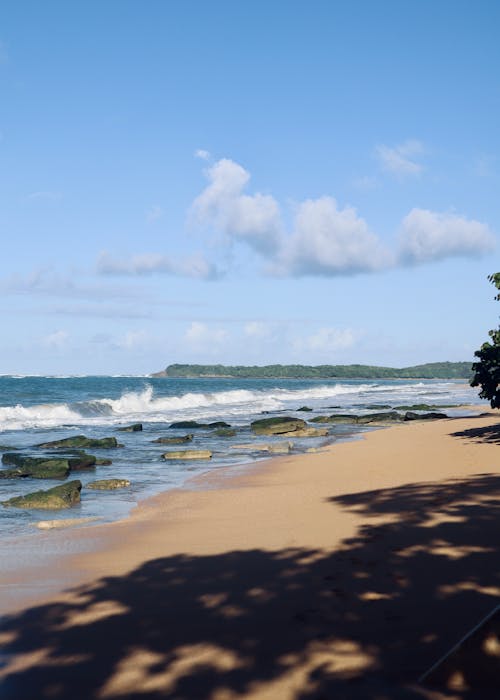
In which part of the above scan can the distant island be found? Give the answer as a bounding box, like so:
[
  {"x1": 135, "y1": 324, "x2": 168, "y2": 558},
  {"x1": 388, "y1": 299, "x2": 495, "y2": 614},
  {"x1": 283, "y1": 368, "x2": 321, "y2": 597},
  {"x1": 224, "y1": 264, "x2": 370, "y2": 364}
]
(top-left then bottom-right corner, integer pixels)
[{"x1": 151, "y1": 362, "x2": 472, "y2": 379}]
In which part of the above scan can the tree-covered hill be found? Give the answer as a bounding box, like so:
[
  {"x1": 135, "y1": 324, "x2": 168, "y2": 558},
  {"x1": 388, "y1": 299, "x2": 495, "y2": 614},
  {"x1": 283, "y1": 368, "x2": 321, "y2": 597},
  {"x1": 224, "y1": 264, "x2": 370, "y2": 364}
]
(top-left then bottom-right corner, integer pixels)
[{"x1": 152, "y1": 362, "x2": 472, "y2": 379}]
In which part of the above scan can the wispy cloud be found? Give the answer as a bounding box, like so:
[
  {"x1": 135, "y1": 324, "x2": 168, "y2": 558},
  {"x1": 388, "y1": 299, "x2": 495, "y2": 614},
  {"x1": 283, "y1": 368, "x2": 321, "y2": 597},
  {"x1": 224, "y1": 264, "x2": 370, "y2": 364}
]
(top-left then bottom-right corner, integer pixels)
[
  {"x1": 97, "y1": 251, "x2": 220, "y2": 280},
  {"x1": 399, "y1": 208, "x2": 496, "y2": 263},
  {"x1": 375, "y1": 139, "x2": 424, "y2": 177},
  {"x1": 25, "y1": 191, "x2": 63, "y2": 202},
  {"x1": 194, "y1": 149, "x2": 211, "y2": 161},
  {"x1": 146, "y1": 205, "x2": 164, "y2": 222},
  {"x1": 42, "y1": 329, "x2": 69, "y2": 350}
]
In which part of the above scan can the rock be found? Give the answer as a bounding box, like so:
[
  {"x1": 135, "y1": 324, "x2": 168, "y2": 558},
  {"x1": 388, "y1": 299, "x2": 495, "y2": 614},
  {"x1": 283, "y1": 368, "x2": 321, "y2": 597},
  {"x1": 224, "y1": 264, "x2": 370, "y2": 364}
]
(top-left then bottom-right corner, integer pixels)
[
  {"x1": 404, "y1": 411, "x2": 448, "y2": 421},
  {"x1": 37, "y1": 435, "x2": 121, "y2": 449},
  {"x1": 2, "y1": 480, "x2": 82, "y2": 509},
  {"x1": 169, "y1": 421, "x2": 208, "y2": 429},
  {"x1": 395, "y1": 403, "x2": 456, "y2": 411},
  {"x1": 152, "y1": 434, "x2": 194, "y2": 444},
  {"x1": 297, "y1": 406, "x2": 313, "y2": 412},
  {"x1": 66, "y1": 453, "x2": 97, "y2": 470},
  {"x1": 95, "y1": 458, "x2": 113, "y2": 466},
  {"x1": 0, "y1": 445, "x2": 18, "y2": 451},
  {"x1": 311, "y1": 414, "x2": 357, "y2": 424},
  {"x1": 117, "y1": 423, "x2": 143, "y2": 432},
  {"x1": 363, "y1": 404, "x2": 392, "y2": 410},
  {"x1": 86, "y1": 479, "x2": 131, "y2": 490},
  {"x1": 250, "y1": 416, "x2": 307, "y2": 435},
  {"x1": 162, "y1": 450, "x2": 212, "y2": 460},
  {"x1": 36, "y1": 516, "x2": 100, "y2": 530},
  {"x1": 231, "y1": 442, "x2": 292, "y2": 454},
  {"x1": 0, "y1": 454, "x2": 70, "y2": 479},
  {"x1": 168, "y1": 420, "x2": 231, "y2": 430},
  {"x1": 213, "y1": 428, "x2": 237, "y2": 437},
  {"x1": 279, "y1": 427, "x2": 329, "y2": 438},
  {"x1": 356, "y1": 411, "x2": 403, "y2": 424}
]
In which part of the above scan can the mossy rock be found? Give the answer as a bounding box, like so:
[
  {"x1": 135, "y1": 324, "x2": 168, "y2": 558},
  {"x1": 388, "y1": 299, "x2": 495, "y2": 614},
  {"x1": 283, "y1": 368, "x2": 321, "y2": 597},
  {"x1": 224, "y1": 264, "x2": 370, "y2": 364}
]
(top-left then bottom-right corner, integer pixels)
[
  {"x1": 296, "y1": 406, "x2": 313, "y2": 412},
  {"x1": 37, "y1": 435, "x2": 121, "y2": 449},
  {"x1": 152, "y1": 434, "x2": 194, "y2": 445},
  {"x1": 162, "y1": 449, "x2": 212, "y2": 460},
  {"x1": 356, "y1": 411, "x2": 403, "y2": 424},
  {"x1": 0, "y1": 445, "x2": 18, "y2": 451},
  {"x1": 168, "y1": 421, "x2": 208, "y2": 429},
  {"x1": 117, "y1": 423, "x2": 143, "y2": 432},
  {"x1": 311, "y1": 414, "x2": 357, "y2": 424},
  {"x1": 394, "y1": 404, "x2": 457, "y2": 411},
  {"x1": 280, "y1": 427, "x2": 329, "y2": 438},
  {"x1": 1, "y1": 454, "x2": 70, "y2": 479},
  {"x1": 95, "y1": 458, "x2": 113, "y2": 466},
  {"x1": 86, "y1": 479, "x2": 130, "y2": 490},
  {"x1": 213, "y1": 428, "x2": 237, "y2": 437},
  {"x1": 404, "y1": 411, "x2": 447, "y2": 421},
  {"x1": 250, "y1": 416, "x2": 307, "y2": 435},
  {"x1": 2, "y1": 480, "x2": 82, "y2": 509}
]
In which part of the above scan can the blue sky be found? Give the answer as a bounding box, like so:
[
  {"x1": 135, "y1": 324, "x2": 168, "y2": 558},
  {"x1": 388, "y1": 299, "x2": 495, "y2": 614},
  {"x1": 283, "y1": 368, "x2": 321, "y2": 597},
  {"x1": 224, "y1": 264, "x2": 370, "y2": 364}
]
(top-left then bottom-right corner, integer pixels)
[{"x1": 0, "y1": 0, "x2": 499, "y2": 374}]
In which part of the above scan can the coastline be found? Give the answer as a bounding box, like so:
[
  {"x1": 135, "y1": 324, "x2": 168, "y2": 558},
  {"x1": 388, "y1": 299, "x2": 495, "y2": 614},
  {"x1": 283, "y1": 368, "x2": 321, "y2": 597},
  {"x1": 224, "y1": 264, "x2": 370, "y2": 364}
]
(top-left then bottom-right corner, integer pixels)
[{"x1": 1, "y1": 406, "x2": 499, "y2": 698}]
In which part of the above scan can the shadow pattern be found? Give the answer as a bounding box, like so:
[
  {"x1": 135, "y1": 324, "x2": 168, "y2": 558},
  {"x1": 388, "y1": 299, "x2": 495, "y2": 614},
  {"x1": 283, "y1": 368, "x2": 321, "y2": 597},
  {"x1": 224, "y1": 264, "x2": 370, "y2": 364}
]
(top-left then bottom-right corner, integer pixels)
[
  {"x1": 1, "y1": 474, "x2": 499, "y2": 699},
  {"x1": 451, "y1": 418, "x2": 500, "y2": 445}
]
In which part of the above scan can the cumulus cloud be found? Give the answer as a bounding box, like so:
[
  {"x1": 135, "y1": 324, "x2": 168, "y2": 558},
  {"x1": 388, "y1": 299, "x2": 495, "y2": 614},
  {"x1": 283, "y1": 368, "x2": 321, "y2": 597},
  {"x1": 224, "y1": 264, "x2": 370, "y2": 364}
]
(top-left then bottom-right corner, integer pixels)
[
  {"x1": 42, "y1": 330, "x2": 69, "y2": 350},
  {"x1": 276, "y1": 196, "x2": 393, "y2": 277},
  {"x1": 184, "y1": 322, "x2": 229, "y2": 350},
  {"x1": 292, "y1": 327, "x2": 357, "y2": 354},
  {"x1": 375, "y1": 140, "x2": 424, "y2": 177},
  {"x1": 399, "y1": 208, "x2": 496, "y2": 264},
  {"x1": 191, "y1": 158, "x2": 283, "y2": 254},
  {"x1": 97, "y1": 251, "x2": 220, "y2": 280}
]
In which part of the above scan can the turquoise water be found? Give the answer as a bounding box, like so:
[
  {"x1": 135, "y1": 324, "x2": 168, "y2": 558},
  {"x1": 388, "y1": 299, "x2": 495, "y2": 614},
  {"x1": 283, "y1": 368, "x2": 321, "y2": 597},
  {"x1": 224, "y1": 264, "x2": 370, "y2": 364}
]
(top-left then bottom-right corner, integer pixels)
[{"x1": 0, "y1": 375, "x2": 482, "y2": 537}]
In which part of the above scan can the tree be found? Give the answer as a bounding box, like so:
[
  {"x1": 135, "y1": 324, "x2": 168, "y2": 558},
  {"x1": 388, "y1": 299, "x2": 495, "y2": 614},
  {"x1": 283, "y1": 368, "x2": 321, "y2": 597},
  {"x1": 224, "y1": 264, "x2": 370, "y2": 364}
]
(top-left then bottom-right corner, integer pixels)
[{"x1": 471, "y1": 273, "x2": 500, "y2": 408}]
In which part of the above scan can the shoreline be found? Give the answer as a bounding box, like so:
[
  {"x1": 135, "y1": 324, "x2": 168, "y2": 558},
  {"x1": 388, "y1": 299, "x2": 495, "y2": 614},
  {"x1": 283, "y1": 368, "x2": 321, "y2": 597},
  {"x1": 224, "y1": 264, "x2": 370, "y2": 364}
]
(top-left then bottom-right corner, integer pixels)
[{"x1": 1, "y1": 406, "x2": 499, "y2": 698}]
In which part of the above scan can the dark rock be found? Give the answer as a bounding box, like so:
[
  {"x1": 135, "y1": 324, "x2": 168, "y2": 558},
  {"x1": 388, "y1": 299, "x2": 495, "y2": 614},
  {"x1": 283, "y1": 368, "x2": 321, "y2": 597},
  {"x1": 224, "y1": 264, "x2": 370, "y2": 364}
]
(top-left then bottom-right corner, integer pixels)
[
  {"x1": 169, "y1": 421, "x2": 208, "y2": 430},
  {"x1": 152, "y1": 434, "x2": 194, "y2": 445},
  {"x1": 117, "y1": 423, "x2": 143, "y2": 432},
  {"x1": 37, "y1": 435, "x2": 121, "y2": 449},
  {"x1": 0, "y1": 445, "x2": 18, "y2": 451},
  {"x1": 404, "y1": 411, "x2": 448, "y2": 421},
  {"x1": 311, "y1": 414, "x2": 357, "y2": 424},
  {"x1": 2, "y1": 480, "x2": 82, "y2": 509},
  {"x1": 251, "y1": 416, "x2": 307, "y2": 435},
  {"x1": 395, "y1": 403, "x2": 458, "y2": 411},
  {"x1": 95, "y1": 458, "x2": 113, "y2": 466},
  {"x1": 207, "y1": 421, "x2": 231, "y2": 429},
  {"x1": 86, "y1": 479, "x2": 130, "y2": 490},
  {"x1": 297, "y1": 406, "x2": 313, "y2": 412}
]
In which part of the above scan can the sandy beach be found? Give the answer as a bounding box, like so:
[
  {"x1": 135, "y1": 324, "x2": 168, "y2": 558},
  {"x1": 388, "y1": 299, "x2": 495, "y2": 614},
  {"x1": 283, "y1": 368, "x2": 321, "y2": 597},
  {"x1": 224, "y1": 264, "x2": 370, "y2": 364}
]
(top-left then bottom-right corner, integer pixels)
[{"x1": 1, "y1": 409, "x2": 499, "y2": 699}]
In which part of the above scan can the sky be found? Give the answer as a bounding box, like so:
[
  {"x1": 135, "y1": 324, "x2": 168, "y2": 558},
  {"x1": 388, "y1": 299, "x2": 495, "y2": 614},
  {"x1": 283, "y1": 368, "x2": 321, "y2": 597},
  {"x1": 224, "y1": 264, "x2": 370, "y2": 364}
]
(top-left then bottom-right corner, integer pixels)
[{"x1": 0, "y1": 0, "x2": 499, "y2": 374}]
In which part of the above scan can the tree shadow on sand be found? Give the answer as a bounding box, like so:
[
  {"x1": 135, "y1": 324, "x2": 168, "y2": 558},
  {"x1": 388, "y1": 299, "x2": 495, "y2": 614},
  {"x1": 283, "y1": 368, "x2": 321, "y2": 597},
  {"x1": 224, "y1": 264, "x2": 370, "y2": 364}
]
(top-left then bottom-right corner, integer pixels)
[
  {"x1": 1, "y1": 474, "x2": 499, "y2": 700},
  {"x1": 451, "y1": 415, "x2": 500, "y2": 445}
]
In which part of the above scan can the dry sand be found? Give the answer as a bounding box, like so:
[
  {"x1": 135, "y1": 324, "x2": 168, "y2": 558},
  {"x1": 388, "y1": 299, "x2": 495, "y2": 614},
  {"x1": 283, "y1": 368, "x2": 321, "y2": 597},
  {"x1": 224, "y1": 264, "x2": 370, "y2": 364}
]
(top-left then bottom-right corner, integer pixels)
[{"x1": 1, "y1": 409, "x2": 499, "y2": 699}]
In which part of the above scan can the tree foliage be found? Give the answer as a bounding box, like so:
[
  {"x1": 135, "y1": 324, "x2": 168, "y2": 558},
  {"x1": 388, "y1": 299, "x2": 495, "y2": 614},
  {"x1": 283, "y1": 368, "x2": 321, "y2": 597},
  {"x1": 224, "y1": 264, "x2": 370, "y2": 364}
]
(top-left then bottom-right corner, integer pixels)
[{"x1": 471, "y1": 273, "x2": 500, "y2": 408}]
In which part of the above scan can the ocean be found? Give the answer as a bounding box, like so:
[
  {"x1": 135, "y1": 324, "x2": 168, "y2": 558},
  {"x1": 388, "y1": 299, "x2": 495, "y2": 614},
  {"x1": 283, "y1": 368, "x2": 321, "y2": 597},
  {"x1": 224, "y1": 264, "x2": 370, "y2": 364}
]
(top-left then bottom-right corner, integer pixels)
[{"x1": 0, "y1": 375, "x2": 483, "y2": 539}]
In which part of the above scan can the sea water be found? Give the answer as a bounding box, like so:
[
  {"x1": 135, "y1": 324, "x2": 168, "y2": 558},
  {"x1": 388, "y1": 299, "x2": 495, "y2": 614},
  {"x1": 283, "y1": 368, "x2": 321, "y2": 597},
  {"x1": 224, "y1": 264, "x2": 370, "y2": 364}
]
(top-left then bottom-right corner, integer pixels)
[{"x1": 0, "y1": 375, "x2": 483, "y2": 539}]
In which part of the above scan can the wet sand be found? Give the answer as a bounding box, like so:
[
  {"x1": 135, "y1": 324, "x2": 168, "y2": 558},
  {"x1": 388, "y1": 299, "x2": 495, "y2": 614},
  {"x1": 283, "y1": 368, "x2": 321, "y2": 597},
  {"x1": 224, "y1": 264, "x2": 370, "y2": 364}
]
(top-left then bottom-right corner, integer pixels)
[{"x1": 1, "y1": 409, "x2": 499, "y2": 698}]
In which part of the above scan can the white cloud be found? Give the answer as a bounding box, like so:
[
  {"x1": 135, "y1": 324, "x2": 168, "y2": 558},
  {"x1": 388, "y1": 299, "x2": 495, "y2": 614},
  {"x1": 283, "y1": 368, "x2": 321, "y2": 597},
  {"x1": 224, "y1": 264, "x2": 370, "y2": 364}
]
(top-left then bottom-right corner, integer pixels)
[
  {"x1": 375, "y1": 140, "x2": 424, "y2": 177},
  {"x1": 243, "y1": 321, "x2": 272, "y2": 338},
  {"x1": 146, "y1": 205, "x2": 164, "y2": 222},
  {"x1": 399, "y1": 208, "x2": 496, "y2": 263},
  {"x1": 25, "y1": 191, "x2": 62, "y2": 202},
  {"x1": 194, "y1": 149, "x2": 211, "y2": 161},
  {"x1": 184, "y1": 322, "x2": 229, "y2": 351},
  {"x1": 292, "y1": 327, "x2": 357, "y2": 354},
  {"x1": 191, "y1": 158, "x2": 283, "y2": 254},
  {"x1": 97, "y1": 251, "x2": 219, "y2": 280},
  {"x1": 276, "y1": 196, "x2": 392, "y2": 277},
  {"x1": 42, "y1": 330, "x2": 69, "y2": 350},
  {"x1": 116, "y1": 330, "x2": 148, "y2": 350}
]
